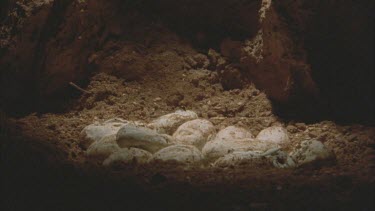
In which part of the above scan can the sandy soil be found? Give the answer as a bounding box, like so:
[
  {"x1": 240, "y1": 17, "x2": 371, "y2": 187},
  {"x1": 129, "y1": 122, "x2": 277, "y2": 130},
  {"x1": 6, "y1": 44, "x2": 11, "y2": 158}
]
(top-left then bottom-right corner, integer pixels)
[
  {"x1": 1, "y1": 2, "x2": 374, "y2": 209},
  {"x1": 4, "y1": 36, "x2": 374, "y2": 210}
]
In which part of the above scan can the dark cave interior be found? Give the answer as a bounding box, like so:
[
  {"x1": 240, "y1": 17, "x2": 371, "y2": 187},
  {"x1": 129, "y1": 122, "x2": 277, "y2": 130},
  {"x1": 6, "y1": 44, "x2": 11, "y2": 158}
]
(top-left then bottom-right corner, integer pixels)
[
  {"x1": 1, "y1": 0, "x2": 374, "y2": 124},
  {"x1": 1, "y1": 1, "x2": 374, "y2": 211}
]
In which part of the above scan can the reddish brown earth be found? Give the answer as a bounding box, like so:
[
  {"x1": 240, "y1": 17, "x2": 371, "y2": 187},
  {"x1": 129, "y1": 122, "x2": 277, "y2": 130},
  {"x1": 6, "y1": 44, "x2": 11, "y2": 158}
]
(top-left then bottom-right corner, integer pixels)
[
  {"x1": 1, "y1": 0, "x2": 374, "y2": 210},
  {"x1": 2, "y1": 69, "x2": 375, "y2": 210}
]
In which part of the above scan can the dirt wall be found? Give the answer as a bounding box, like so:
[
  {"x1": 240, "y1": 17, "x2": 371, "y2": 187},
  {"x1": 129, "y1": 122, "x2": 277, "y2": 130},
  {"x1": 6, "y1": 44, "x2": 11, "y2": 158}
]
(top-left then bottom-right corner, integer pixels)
[{"x1": 0, "y1": 0, "x2": 373, "y2": 123}]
